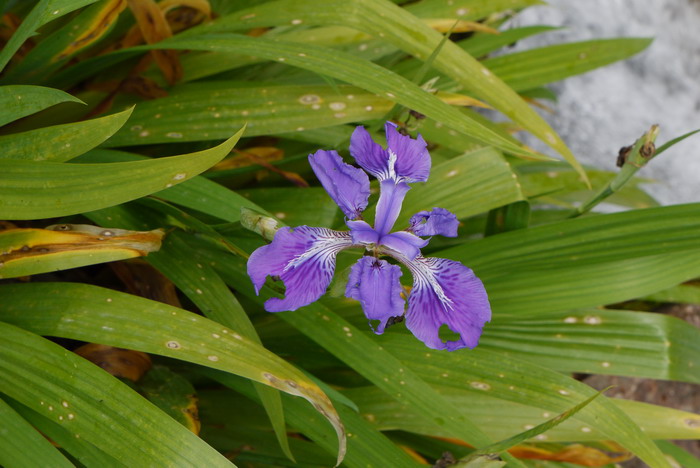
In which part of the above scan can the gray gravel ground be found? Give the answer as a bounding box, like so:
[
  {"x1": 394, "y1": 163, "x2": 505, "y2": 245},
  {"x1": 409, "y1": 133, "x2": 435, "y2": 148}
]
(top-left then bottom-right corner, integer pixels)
[{"x1": 507, "y1": 0, "x2": 700, "y2": 205}]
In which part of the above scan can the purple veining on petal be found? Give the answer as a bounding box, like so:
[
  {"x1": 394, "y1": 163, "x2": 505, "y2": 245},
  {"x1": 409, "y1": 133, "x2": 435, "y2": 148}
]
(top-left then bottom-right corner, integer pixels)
[
  {"x1": 385, "y1": 122, "x2": 430, "y2": 182},
  {"x1": 409, "y1": 207, "x2": 459, "y2": 237},
  {"x1": 247, "y1": 226, "x2": 353, "y2": 312},
  {"x1": 345, "y1": 257, "x2": 405, "y2": 334},
  {"x1": 379, "y1": 230, "x2": 429, "y2": 261},
  {"x1": 374, "y1": 179, "x2": 411, "y2": 235},
  {"x1": 386, "y1": 253, "x2": 490, "y2": 351},
  {"x1": 349, "y1": 125, "x2": 390, "y2": 180},
  {"x1": 347, "y1": 219, "x2": 380, "y2": 245},
  {"x1": 309, "y1": 149, "x2": 370, "y2": 220}
]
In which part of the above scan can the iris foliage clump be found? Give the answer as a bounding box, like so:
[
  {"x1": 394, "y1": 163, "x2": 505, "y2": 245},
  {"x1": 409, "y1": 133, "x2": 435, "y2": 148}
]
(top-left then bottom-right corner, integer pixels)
[{"x1": 1, "y1": 1, "x2": 699, "y2": 467}]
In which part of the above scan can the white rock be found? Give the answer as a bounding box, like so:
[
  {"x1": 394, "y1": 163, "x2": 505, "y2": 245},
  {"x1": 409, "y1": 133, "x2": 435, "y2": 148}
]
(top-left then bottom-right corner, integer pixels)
[{"x1": 506, "y1": 0, "x2": 700, "y2": 204}]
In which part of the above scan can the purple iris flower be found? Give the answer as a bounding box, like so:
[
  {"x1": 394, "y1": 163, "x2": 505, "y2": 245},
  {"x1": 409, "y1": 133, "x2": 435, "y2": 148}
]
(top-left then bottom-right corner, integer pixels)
[{"x1": 247, "y1": 122, "x2": 491, "y2": 350}]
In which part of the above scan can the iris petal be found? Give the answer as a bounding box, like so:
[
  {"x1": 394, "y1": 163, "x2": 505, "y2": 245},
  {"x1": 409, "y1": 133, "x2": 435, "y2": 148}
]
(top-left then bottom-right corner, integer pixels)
[
  {"x1": 349, "y1": 126, "x2": 391, "y2": 180},
  {"x1": 409, "y1": 207, "x2": 459, "y2": 237},
  {"x1": 247, "y1": 226, "x2": 353, "y2": 312},
  {"x1": 347, "y1": 219, "x2": 379, "y2": 245},
  {"x1": 350, "y1": 123, "x2": 430, "y2": 183},
  {"x1": 393, "y1": 255, "x2": 491, "y2": 350},
  {"x1": 379, "y1": 230, "x2": 428, "y2": 261},
  {"x1": 374, "y1": 179, "x2": 410, "y2": 235},
  {"x1": 385, "y1": 122, "x2": 430, "y2": 182},
  {"x1": 309, "y1": 149, "x2": 370, "y2": 220},
  {"x1": 346, "y1": 257, "x2": 405, "y2": 334}
]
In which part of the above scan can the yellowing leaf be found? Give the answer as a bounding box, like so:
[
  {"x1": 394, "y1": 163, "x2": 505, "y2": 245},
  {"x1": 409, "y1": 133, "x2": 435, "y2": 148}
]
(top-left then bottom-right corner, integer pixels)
[
  {"x1": 127, "y1": 0, "x2": 182, "y2": 84},
  {"x1": 424, "y1": 19, "x2": 500, "y2": 34},
  {"x1": 56, "y1": 0, "x2": 127, "y2": 60},
  {"x1": 0, "y1": 224, "x2": 164, "y2": 279},
  {"x1": 437, "y1": 91, "x2": 492, "y2": 109},
  {"x1": 161, "y1": 0, "x2": 212, "y2": 33}
]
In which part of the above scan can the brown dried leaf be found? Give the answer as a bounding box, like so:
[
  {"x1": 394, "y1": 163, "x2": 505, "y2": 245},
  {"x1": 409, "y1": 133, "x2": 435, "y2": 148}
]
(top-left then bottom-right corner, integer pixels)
[
  {"x1": 212, "y1": 146, "x2": 284, "y2": 171},
  {"x1": 75, "y1": 344, "x2": 152, "y2": 381},
  {"x1": 214, "y1": 147, "x2": 309, "y2": 187},
  {"x1": 98, "y1": 0, "x2": 210, "y2": 53},
  {"x1": 246, "y1": 27, "x2": 270, "y2": 37},
  {"x1": 161, "y1": 0, "x2": 212, "y2": 33},
  {"x1": 99, "y1": 25, "x2": 145, "y2": 53},
  {"x1": 120, "y1": 75, "x2": 169, "y2": 98},
  {"x1": 159, "y1": 0, "x2": 211, "y2": 16},
  {"x1": 126, "y1": 0, "x2": 182, "y2": 84},
  {"x1": 110, "y1": 259, "x2": 182, "y2": 307}
]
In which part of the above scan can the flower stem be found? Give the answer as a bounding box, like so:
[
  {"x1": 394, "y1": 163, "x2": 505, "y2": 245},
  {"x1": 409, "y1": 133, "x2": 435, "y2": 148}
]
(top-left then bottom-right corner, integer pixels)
[{"x1": 570, "y1": 125, "x2": 659, "y2": 218}]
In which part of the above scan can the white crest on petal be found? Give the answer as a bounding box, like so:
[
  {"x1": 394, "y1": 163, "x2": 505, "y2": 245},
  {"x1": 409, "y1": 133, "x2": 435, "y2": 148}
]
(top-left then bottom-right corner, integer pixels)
[
  {"x1": 380, "y1": 248, "x2": 453, "y2": 310},
  {"x1": 386, "y1": 149, "x2": 398, "y2": 181},
  {"x1": 407, "y1": 257, "x2": 454, "y2": 310}
]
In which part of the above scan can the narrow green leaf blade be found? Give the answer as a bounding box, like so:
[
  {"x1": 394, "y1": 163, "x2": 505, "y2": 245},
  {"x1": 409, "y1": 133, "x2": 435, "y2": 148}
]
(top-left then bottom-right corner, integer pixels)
[
  {"x1": 145, "y1": 230, "x2": 295, "y2": 461},
  {"x1": 208, "y1": 371, "x2": 424, "y2": 468},
  {"x1": 482, "y1": 309, "x2": 700, "y2": 383},
  {"x1": 656, "y1": 440, "x2": 700, "y2": 468},
  {"x1": 0, "y1": 107, "x2": 133, "y2": 162},
  {"x1": 7, "y1": 399, "x2": 126, "y2": 468},
  {"x1": 439, "y1": 204, "x2": 700, "y2": 314},
  {"x1": 646, "y1": 283, "x2": 700, "y2": 304},
  {"x1": 0, "y1": 0, "x2": 99, "y2": 73},
  {"x1": 81, "y1": 148, "x2": 271, "y2": 223},
  {"x1": 105, "y1": 84, "x2": 391, "y2": 146},
  {"x1": 448, "y1": 204, "x2": 700, "y2": 273},
  {"x1": 0, "y1": 85, "x2": 83, "y2": 127},
  {"x1": 1, "y1": 0, "x2": 124, "y2": 84},
  {"x1": 142, "y1": 35, "x2": 533, "y2": 157},
  {"x1": 484, "y1": 38, "x2": 653, "y2": 92},
  {"x1": 0, "y1": 396, "x2": 74, "y2": 468},
  {"x1": 202, "y1": 0, "x2": 585, "y2": 178},
  {"x1": 347, "y1": 383, "x2": 700, "y2": 442},
  {"x1": 0, "y1": 322, "x2": 234, "y2": 467},
  {"x1": 473, "y1": 390, "x2": 606, "y2": 457},
  {"x1": 399, "y1": 147, "x2": 524, "y2": 225},
  {"x1": 0, "y1": 282, "x2": 346, "y2": 464},
  {"x1": 0, "y1": 127, "x2": 243, "y2": 219},
  {"x1": 349, "y1": 334, "x2": 671, "y2": 467}
]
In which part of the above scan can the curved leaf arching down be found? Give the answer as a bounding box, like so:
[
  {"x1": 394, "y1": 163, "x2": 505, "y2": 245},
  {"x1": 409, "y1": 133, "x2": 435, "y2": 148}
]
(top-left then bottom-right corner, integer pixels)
[
  {"x1": 0, "y1": 127, "x2": 244, "y2": 219},
  {"x1": 0, "y1": 282, "x2": 347, "y2": 465}
]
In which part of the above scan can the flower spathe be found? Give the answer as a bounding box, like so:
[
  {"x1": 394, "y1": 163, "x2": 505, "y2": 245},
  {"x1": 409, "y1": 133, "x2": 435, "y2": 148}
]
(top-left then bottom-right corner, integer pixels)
[{"x1": 247, "y1": 122, "x2": 491, "y2": 350}]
